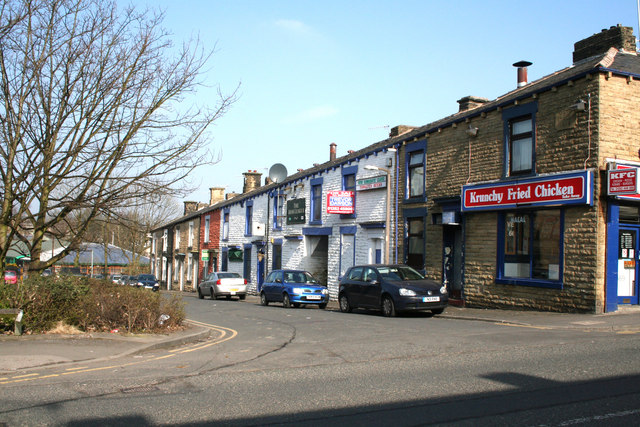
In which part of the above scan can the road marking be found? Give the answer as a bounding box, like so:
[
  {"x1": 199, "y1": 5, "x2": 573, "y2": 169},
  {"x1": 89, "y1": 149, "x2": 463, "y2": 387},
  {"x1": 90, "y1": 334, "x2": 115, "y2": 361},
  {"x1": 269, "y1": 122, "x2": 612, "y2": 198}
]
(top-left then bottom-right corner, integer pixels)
[
  {"x1": 495, "y1": 322, "x2": 553, "y2": 330},
  {"x1": 0, "y1": 320, "x2": 238, "y2": 386}
]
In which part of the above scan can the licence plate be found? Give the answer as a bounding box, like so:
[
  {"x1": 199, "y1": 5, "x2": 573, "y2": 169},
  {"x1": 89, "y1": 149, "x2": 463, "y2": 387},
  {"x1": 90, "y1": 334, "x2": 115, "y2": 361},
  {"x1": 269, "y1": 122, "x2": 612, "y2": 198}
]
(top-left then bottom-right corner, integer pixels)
[
  {"x1": 306, "y1": 295, "x2": 321, "y2": 300},
  {"x1": 423, "y1": 296, "x2": 440, "y2": 302}
]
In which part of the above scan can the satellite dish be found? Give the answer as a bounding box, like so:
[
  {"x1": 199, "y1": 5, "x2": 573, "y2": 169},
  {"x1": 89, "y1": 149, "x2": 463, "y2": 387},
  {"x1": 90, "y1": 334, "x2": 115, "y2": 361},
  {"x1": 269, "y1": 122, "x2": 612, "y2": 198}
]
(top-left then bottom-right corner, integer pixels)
[{"x1": 269, "y1": 163, "x2": 288, "y2": 183}]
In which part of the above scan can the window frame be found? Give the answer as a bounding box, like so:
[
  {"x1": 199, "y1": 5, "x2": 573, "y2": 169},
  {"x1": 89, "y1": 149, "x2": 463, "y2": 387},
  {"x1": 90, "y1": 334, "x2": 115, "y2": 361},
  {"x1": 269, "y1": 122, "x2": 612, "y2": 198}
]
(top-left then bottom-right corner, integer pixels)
[
  {"x1": 496, "y1": 208, "x2": 564, "y2": 289},
  {"x1": 273, "y1": 192, "x2": 284, "y2": 230},
  {"x1": 404, "y1": 140, "x2": 426, "y2": 203},
  {"x1": 204, "y1": 216, "x2": 210, "y2": 244},
  {"x1": 502, "y1": 103, "x2": 538, "y2": 178},
  {"x1": 245, "y1": 201, "x2": 253, "y2": 236},
  {"x1": 222, "y1": 209, "x2": 229, "y2": 241},
  {"x1": 310, "y1": 177, "x2": 323, "y2": 225},
  {"x1": 341, "y1": 165, "x2": 357, "y2": 219}
]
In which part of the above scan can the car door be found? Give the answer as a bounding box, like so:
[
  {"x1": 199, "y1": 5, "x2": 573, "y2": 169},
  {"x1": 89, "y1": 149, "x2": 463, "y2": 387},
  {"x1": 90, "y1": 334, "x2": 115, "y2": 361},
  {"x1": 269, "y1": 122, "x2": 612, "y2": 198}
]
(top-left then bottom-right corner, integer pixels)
[
  {"x1": 264, "y1": 271, "x2": 282, "y2": 301},
  {"x1": 203, "y1": 273, "x2": 214, "y2": 296},
  {"x1": 343, "y1": 267, "x2": 364, "y2": 307},
  {"x1": 361, "y1": 267, "x2": 383, "y2": 308}
]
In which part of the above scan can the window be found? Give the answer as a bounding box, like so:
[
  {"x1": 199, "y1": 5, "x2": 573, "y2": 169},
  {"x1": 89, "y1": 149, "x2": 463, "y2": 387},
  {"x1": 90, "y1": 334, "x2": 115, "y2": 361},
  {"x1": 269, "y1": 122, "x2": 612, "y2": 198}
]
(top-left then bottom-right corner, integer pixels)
[
  {"x1": 405, "y1": 140, "x2": 426, "y2": 201},
  {"x1": 188, "y1": 222, "x2": 194, "y2": 247},
  {"x1": 272, "y1": 243, "x2": 282, "y2": 270},
  {"x1": 222, "y1": 210, "x2": 229, "y2": 240},
  {"x1": 162, "y1": 229, "x2": 168, "y2": 251},
  {"x1": 499, "y1": 209, "x2": 563, "y2": 286},
  {"x1": 187, "y1": 254, "x2": 192, "y2": 281},
  {"x1": 310, "y1": 178, "x2": 323, "y2": 224},
  {"x1": 273, "y1": 193, "x2": 284, "y2": 229},
  {"x1": 245, "y1": 202, "x2": 253, "y2": 236},
  {"x1": 243, "y1": 247, "x2": 251, "y2": 280},
  {"x1": 204, "y1": 216, "x2": 210, "y2": 243},
  {"x1": 341, "y1": 166, "x2": 357, "y2": 218},
  {"x1": 503, "y1": 103, "x2": 537, "y2": 177},
  {"x1": 221, "y1": 249, "x2": 228, "y2": 271},
  {"x1": 174, "y1": 226, "x2": 180, "y2": 249},
  {"x1": 406, "y1": 218, "x2": 425, "y2": 270}
]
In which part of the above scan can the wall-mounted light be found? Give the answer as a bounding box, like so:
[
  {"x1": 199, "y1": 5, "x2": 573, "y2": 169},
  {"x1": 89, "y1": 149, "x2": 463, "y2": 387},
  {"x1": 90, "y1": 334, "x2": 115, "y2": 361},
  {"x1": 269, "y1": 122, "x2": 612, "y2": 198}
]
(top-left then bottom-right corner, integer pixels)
[
  {"x1": 465, "y1": 125, "x2": 479, "y2": 137},
  {"x1": 569, "y1": 99, "x2": 586, "y2": 111}
]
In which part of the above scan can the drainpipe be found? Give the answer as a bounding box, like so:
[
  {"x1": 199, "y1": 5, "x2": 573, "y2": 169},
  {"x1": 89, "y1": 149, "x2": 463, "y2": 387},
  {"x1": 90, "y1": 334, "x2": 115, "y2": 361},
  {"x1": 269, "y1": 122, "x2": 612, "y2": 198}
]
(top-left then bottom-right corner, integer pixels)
[{"x1": 395, "y1": 145, "x2": 399, "y2": 263}]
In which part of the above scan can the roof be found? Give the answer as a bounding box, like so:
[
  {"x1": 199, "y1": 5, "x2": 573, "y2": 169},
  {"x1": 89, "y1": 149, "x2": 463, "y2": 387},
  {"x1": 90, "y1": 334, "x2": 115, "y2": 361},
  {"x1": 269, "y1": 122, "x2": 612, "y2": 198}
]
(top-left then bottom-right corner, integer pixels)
[
  {"x1": 153, "y1": 48, "x2": 640, "y2": 232},
  {"x1": 56, "y1": 243, "x2": 149, "y2": 266}
]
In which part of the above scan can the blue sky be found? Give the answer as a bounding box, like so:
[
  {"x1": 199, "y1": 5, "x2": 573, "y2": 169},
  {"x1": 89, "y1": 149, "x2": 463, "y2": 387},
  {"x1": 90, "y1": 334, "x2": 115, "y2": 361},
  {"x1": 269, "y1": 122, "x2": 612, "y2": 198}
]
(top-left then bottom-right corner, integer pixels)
[{"x1": 129, "y1": 0, "x2": 638, "y2": 204}]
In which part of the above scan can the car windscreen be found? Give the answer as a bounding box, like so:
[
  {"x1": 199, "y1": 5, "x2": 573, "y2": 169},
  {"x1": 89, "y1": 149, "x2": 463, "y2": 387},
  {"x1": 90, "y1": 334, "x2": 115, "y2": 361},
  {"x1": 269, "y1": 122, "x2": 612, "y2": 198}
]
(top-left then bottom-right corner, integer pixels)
[
  {"x1": 217, "y1": 273, "x2": 241, "y2": 279},
  {"x1": 377, "y1": 266, "x2": 425, "y2": 280},
  {"x1": 137, "y1": 275, "x2": 156, "y2": 281}
]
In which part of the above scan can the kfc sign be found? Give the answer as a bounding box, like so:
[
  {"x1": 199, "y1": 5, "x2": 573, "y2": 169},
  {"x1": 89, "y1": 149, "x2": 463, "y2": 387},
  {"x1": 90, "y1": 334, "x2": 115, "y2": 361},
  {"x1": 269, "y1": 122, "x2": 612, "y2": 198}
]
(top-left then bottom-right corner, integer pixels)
[
  {"x1": 327, "y1": 191, "x2": 354, "y2": 214},
  {"x1": 608, "y1": 166, "x2": 640, "y2": 197},
  {"x1": 462, "y1": 171, "x2": 593, "y2": 211}
]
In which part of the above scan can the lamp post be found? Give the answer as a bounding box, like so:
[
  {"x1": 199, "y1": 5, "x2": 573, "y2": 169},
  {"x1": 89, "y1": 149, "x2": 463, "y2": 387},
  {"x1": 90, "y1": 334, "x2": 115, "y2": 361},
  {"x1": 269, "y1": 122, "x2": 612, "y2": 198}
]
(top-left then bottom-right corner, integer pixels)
[{"x1": 364, "y1": 164, "x2": 391, "y2": 264}]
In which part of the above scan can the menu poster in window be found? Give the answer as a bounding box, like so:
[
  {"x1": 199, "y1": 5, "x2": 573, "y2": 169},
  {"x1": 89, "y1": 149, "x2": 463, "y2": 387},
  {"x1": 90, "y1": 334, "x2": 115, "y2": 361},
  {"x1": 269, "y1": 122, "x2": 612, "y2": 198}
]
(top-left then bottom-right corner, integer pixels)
[{"x1": 619, "y1": 230, "x2": 636, "y2": 259}]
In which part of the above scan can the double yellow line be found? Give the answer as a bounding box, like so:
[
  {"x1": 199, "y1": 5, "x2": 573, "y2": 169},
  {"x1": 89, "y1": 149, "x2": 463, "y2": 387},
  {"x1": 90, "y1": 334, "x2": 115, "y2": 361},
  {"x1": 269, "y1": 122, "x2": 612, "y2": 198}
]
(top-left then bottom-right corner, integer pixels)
[{"x1": 0, "y1": 320, "x2": 238, "y2": 385}]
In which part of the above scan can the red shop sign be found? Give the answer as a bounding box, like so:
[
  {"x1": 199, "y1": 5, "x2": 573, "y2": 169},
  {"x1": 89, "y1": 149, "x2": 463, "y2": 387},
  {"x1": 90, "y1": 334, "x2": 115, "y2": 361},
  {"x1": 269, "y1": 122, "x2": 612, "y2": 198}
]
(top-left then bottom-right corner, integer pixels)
[
  {"x1": 327, "y1": 191, "x2": 354, "y2": 214},
  {"x1": 462, "y1": 171, "x2": 592, "y2": 211}
]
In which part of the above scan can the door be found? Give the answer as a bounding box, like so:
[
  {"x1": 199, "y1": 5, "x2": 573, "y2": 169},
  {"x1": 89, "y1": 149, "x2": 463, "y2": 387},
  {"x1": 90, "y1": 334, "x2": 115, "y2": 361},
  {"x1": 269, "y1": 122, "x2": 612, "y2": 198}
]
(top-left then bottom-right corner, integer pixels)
[
  {"x1": 256, "y1": 250, "x2": 265, "y2": 293},
  {"x1": 361, "y1": 267, "x2": 382, "y2": 308},
  {"x1": 443, "y1": 225, "x2": 463, "y2": 300},
  {"x1": 617, "y1": 227, "x2": 639, "y2": 305}
]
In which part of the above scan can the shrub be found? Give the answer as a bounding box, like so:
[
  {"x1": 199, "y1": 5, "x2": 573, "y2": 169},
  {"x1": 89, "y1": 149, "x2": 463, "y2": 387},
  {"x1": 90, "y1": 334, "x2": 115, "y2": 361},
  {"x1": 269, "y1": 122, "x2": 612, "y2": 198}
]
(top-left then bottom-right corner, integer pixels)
[{"x1": 0, "y1": 276, "x2": 185, "y2": 334}]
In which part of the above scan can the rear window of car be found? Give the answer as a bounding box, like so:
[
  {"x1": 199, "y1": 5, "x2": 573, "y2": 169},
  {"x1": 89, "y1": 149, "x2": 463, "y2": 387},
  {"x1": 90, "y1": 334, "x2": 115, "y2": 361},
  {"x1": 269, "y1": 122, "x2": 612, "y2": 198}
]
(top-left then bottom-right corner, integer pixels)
[
  {"x1": 217, "y1": 273, "x2": 241, "y2": 279},
  {"x1": 5, "y1": 271, "x2": 17, "y2": 277},
  {"x1": 138, "y1": 275, "x2": 155, "y2": 281}
]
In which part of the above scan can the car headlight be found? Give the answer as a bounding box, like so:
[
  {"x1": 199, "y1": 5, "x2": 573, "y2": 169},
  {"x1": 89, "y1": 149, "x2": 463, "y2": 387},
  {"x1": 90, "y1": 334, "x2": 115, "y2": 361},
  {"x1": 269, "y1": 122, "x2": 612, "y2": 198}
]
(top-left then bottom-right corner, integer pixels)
[
  {"x1": 138, "y1": 282, "x2": 143, "y2": 287},
  {"x1": 399, "y1": 288, "x2": 416, "y2": 296},
  {"x1": 321, "y1": 288, "x2": 329, "y2": 295},
  {"x1": 292, "y1": 288, "x2": 303, "y2": 294},
  {"x1": 440, "y1": 285, "x2": 448, "y2": 294}
]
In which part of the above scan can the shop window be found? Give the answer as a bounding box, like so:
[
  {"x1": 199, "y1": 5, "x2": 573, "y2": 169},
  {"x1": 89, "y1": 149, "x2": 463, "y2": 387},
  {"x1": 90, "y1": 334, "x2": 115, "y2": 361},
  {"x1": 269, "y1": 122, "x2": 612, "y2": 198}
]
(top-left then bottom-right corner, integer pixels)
[
  {"x1": 310, "y1": 178, "x2": 323, "y2": 224},
  {"x1": 406, "y1": 217, "x2": 425, "y2": 270},
  {"x1": 619, "y1": 205, "x2": 640, "y2": 223},
  {"x1": 503, "y1": 103, "x2": 537, "y2": 177},
  {"x1": 498, "y1": 209, "x2": 563, "y2": 288}
]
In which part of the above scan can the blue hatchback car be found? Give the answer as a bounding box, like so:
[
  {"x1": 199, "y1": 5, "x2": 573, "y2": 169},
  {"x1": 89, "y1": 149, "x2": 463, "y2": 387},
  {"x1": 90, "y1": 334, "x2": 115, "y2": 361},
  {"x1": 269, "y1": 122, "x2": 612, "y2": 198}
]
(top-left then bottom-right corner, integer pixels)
[{"x1": 260, "y1": 269, "x2": 329, "y2": 309}]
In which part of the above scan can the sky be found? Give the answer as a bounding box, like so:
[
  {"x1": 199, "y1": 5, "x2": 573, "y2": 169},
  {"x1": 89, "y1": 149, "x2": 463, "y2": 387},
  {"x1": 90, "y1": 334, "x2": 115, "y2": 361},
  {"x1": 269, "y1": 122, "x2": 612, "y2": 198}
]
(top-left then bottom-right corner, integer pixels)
[{"x1": 127, "y1": 0, "x2": 639, "y2": 205}]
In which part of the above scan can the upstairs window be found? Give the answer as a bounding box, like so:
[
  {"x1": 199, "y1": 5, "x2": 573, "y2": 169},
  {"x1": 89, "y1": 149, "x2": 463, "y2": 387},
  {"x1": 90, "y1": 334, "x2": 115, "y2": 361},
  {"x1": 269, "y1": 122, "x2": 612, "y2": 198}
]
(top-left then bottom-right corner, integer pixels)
[
  {"x1": 273, "y1": 193, "x2": 284, "y2": 229},
  {"x1": 503, "y1": 103, "x2": 537, "y2": 177},
  {"x1": 404, "y1": 140, "x2": 426, "y2": 202},
  {"x1": 204, "y1": 216, "x2": 210, "y2": 243},
  {"x1": 310, "y1": 177, "x2": 323, "y2": 224},
  {"x1": 174, "y1": 226, "x2": 180, "y2": 249},
  {"x1": 222, "y1": 210, "x2": 229, "y2": 240},
  {"x1": 245, "y1": 202, "x2": 253, "y2": 236},
  {"x1": 341, "y1": 165, "x2": 357, "y2": 219},
  {"x1": 509, "y1": 117, "x2": 533, "y2": 175},
  {"x1": 188, "y1": 222, "x2": 194, "y2": 247}
]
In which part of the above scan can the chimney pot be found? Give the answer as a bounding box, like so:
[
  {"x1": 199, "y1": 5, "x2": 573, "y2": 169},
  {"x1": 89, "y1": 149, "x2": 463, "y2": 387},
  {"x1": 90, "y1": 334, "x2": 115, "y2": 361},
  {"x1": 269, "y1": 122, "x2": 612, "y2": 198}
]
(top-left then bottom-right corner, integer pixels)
[
  {"x1": 330, "y1": 143, "x2": 337, "y2": 161},
  {"x1": 513, "y1": 61, "x2": 532, "y2": 88}
]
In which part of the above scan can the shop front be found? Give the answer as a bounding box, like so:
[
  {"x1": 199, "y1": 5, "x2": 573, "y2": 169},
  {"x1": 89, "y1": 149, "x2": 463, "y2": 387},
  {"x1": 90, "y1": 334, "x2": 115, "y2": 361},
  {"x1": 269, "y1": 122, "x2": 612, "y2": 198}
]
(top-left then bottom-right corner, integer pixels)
[
  {"x1": 606, "y1": 162, "x2": 640, "y2": 311},
  {"x1": 461, "y1": 170, "x2": 595, "y2": 311}
]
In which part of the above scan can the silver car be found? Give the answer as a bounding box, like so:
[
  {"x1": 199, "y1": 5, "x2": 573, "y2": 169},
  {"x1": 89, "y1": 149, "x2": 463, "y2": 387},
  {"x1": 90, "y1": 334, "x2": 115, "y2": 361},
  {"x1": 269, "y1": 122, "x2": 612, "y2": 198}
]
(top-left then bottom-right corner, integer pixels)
[{"x1": 198, "y1": 272, "x2": 247, "y2": 300}]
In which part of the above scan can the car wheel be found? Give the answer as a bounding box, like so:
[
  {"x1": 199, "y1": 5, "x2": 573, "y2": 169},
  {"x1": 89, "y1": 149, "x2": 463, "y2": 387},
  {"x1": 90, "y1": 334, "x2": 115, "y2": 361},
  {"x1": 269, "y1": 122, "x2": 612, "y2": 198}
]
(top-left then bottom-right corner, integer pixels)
[
  {"x1": 282, "y1": 293, "x2": 291, "y2": 308},
  {"x1": 260, "y1": 292, "x2": 269, "y2": 306},
  {"x1": 211, "y1": 290, "x2": 217, "y2": 300},
  {"x1": 382, "y1": 295, "x2": 396, "y2": 317},
  {"x1": 239, "y1": 294, "x2": 246, "y2": 300},
  {"x1": 431, "y1": 308, "x2": 445, "y2": 315},
  {"x1": 339, "y1": 294, "x2": 351, "y2": 313},
  {"x1": 319, "y1": 303, "x2": 327, "y2": 310},
  {"x1": 197, "y1": 288, "x2": 204, "y2": 299}
]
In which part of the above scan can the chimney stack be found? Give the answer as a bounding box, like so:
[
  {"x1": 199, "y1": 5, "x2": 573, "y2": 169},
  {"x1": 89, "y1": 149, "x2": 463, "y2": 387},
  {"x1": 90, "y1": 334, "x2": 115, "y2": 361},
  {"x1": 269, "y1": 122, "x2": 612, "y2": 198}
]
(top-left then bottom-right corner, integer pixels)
[
  {"x1": 183, "y1": 201, "x2": 198, "y2": 215},
  {"x1": 389, "y1": 125, "x2": 416, "y2": 138},
  {"x1": 242, "y1": 170, "x2": 262, "y2": 194},
  {"x1": 573, "y1": 25, "x2": 636, "y2": 63},
  {"x1": 513, "y1": 61, "x2": 532, "y2": 88},
  {"x1": 457, "y1": 96, "x2": 489, "y2": 112},
  {"x1": 330, "y1": 143, "x2": 337, "y2": 161},
  {"x1": 209, "y1": 187, "x2": 225, "y2": 205}
]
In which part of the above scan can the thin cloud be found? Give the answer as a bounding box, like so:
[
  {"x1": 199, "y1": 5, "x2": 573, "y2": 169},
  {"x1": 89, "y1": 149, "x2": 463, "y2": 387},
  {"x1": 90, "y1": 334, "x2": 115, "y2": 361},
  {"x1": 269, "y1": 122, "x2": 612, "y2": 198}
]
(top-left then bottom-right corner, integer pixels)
[{"x1": 283, "y1": 105, "x2": 339, "y2": 124}]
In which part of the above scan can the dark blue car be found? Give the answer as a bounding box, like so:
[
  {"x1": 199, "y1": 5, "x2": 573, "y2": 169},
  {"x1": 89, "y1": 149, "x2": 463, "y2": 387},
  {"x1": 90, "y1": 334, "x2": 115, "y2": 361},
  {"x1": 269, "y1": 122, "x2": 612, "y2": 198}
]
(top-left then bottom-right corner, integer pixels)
[
  {"x1": 338, "y1": 264, "x2": 448, "y2": 317},
  {"x1": 134, "y1": 274, "x2": 160, "y2": 292},
  {"x1": 260, "y1": 269, "x2": 329, "y2": 309}
]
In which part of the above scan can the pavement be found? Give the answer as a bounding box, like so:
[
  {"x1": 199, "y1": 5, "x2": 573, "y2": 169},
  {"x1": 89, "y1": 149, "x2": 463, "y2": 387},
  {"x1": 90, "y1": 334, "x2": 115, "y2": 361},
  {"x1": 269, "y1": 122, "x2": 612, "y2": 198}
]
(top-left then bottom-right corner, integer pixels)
[{"x1": 1, "y1": 295, "x2": 639, "y2": 373}]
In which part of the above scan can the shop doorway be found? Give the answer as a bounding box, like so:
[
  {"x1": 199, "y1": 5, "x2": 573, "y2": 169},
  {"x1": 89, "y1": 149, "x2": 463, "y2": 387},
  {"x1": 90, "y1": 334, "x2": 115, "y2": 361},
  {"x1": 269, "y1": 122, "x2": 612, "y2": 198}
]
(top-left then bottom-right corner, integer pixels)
[
  {"x1": 443, "y1": 225, "x2": 463, "y2": 301},
  {"x1": 617, "y1": 226, "x2": 639, "y2": 305}
]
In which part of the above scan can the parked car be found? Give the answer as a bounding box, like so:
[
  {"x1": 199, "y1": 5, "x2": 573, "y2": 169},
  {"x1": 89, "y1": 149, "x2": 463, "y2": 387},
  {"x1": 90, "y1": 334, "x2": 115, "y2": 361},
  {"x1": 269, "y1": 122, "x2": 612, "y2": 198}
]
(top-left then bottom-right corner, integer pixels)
[
  {"x1": 133, "y1": 274, "x2": 160, "y2": 291},
  {"x1": 117, "y1": 275, "x2": 129, "y2": 285},
  {"x1": 127, "y1": 275, "x2": 139, "y2": 286},
  {"x1": 110, "y1": 274, "x2": 122, "y2": 284},
  {"x1": 4, "y1": 270, "x2": 18, "y2": 284},
  {"x1": 338, "y1": 264, "x2": 448, "y2": 317},
  {"x1": 41, "y1": 269, "x2": 52, "y2": 277},
  {"x1": 198, "y1": 272, "x2": 247, "y2": 300},
  {"x1": 260, "y1": 269, "x2": 329, "y2": 309}
]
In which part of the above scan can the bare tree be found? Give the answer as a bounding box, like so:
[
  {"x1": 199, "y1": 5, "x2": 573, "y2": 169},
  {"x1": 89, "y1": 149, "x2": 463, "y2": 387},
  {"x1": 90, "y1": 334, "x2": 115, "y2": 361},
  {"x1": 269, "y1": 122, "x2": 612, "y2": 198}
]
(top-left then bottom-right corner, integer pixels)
[{"x1": 0, "y1": 0, "x2": 235, "y2": 275}]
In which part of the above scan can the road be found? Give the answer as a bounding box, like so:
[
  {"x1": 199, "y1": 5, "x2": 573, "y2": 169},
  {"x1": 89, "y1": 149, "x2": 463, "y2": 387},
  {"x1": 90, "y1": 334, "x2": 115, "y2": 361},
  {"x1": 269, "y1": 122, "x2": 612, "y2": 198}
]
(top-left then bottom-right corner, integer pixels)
[{"x1": 1, "y1": 293, "x2": 639, "y2": 426}]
